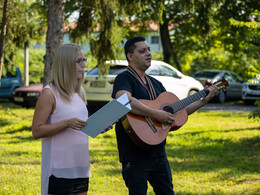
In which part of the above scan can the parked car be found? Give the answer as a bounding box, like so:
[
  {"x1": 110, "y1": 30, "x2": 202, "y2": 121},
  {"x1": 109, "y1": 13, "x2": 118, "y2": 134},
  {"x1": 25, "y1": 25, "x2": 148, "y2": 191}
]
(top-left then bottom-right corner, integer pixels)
[
  {"x1": 12, "y1": 83, "x2": 43, "y2": 108},
  {"x1": 242, "y1": 75, "x2": 260, "y2": 105},
  {"x1": 12, "y1": 69, "x2": 90, "y2": 108},
  {"x1": 83, "y1": 60, "x2": 204, "y2": 113},
  {"x1": 0, "y1": 67, "x2": 23, "y2": 100},
  {"x1": 192, "y1": 69, "x2": 245, "y2": 103}
]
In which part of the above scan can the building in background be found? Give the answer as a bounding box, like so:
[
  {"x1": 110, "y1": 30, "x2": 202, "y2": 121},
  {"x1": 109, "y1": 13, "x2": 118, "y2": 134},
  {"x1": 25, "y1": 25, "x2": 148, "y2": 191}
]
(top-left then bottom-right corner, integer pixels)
[{"x1": 63, "y1": 21, "x2": 162, "y2": 52}]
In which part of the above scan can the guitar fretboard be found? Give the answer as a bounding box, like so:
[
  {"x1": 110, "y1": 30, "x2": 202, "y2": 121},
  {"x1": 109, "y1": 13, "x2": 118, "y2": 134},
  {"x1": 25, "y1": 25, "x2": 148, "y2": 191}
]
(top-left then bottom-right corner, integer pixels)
[{"x1": 168, "y1": 88, "x2": 209, "y2": 113}]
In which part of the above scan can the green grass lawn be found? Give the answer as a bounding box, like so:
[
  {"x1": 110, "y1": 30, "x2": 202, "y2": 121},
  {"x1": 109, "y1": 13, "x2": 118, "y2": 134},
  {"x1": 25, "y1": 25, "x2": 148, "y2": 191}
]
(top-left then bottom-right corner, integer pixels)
[{"x1": 0, "y1": 100, "x2": 259, "y2": 195}]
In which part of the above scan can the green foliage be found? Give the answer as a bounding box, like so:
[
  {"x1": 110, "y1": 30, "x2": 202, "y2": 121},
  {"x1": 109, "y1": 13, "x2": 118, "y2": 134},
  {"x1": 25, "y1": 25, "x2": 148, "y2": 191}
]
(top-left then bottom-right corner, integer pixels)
[
  {"x1": 68, "y1": 0, "x2": 158, "y2": 76},
  {"x1": 151, "y1": 51, "x2": 163, "y2": 61},
  {"x1": 187, "y1": 46, "x2": 259, "y2": 79},
  {"x1": 2, "y1": 0, "x2": 260, "y2": 83},
  {"x1": 151, "y1": 0, "x2": 260, "y2": 79},
  {"x1": 14, "y1": 48, "x2": 45, "y2": 84},
  {"x1": 228, "y1": 9, "x2": 260, "y2": 78},
  {"x1": 0, "y1": 101, "x2": 259, "y2": 194},
  {"x1": 208, "y1": 1, "x2": 260, "y2": 77},
  {"x1": 0, "y1": 0, "x2": 46, "y2": 71}
]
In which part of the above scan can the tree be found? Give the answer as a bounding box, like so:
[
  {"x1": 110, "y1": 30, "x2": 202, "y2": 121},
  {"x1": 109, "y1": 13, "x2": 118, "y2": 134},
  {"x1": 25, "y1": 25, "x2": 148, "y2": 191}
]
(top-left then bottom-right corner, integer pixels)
[
  {"x1": 0, "y1": 0, "x2": 46, "y2": 81},
  {"x1": 43, "y1": 0, "x2": 65, "y2": 86},
  {"x1": 63, "y1": 0, "x2": 258, "y2": 79},
  {"x1": 186, "y1": 0, "x2": 260, "y2": 78},
  {"x1": 67, "y1": 0, "x2": 147, "y2": 75},
  {"x1": 214, "y1": 0, "x2": 260, "y2": 78},
  {"x1": 126, "y1": 0, "x2": 224, "y2": 72},
  {"x1": 229, "y1": 9, "x2": 260, "y2": 78},
  {"x1": 159, "y1": 4, "x2": 182, "y2": 72},
  {"x1": 0, "y1": 0, "x2": 8, "y2": 83}
]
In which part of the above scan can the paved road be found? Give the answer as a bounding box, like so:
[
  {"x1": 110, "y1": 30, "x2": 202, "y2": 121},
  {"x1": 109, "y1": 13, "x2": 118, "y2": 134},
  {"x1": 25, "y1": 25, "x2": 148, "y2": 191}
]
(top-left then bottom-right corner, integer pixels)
[{"x1": 200, "y1": 101, "x2": 259, "y2": 112}]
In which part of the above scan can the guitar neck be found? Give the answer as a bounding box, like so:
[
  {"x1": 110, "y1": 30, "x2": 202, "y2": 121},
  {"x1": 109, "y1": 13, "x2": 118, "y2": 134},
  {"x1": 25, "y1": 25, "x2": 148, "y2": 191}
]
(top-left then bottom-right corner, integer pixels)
[{"x1": 170, "y1": 88, "x2": 209, "y2": 113}]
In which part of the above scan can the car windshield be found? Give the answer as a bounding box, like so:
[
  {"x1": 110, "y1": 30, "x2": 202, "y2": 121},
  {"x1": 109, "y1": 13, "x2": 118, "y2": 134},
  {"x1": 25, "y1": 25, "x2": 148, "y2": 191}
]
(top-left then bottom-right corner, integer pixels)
[
  {"x1": 193, "y1": 71, "x2": 219, "y2": 78},
  {"x1": 87, "y1": 65, "x2": 127, "y2": 76}
]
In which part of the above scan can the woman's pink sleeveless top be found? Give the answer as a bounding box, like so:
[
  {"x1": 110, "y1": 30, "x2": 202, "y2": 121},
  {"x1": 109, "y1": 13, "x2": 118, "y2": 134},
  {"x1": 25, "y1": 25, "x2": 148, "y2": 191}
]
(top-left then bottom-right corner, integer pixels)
[{"x1": 41, "y1": 85, "x2": 90, "y2": 195}]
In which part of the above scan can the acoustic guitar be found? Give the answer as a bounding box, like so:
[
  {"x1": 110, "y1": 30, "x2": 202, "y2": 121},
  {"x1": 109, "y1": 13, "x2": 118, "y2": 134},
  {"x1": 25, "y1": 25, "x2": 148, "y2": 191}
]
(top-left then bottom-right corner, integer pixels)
[{"x1": 121, "y1": 78, "x2": 229, "y2": 149}]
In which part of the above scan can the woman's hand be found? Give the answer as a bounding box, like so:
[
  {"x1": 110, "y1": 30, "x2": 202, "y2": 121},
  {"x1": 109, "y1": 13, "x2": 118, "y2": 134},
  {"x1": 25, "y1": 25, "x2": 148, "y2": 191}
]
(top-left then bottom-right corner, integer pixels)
[{"x1": 66, "y1": 118, "x2": 87, "y2": 130}]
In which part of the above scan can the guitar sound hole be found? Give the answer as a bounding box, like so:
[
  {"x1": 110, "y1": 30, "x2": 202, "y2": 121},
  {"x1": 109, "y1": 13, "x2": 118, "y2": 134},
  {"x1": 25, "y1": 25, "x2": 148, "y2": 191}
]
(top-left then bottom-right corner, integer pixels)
[{"x1": 163, "y1": 106, "x2": 174, "y2": 114}]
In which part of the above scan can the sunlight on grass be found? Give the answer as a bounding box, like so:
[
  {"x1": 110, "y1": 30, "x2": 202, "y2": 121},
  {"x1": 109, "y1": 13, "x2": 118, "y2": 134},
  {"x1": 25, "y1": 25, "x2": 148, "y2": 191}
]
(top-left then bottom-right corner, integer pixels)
[{"x1": 0, "y1": 101, "x2": 259, "y2": 195}]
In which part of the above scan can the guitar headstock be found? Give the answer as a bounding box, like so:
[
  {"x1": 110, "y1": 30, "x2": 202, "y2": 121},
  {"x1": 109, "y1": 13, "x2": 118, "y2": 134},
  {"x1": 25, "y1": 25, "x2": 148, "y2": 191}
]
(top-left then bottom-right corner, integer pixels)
[{"x1": 212, "y1": 78, "x2": 229, "y2": 93}]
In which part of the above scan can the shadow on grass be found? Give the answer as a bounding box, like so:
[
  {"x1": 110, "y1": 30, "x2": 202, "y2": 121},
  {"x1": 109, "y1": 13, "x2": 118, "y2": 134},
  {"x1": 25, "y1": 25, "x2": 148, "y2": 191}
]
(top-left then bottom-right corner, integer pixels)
[
  {"x1": 166, "y1": 133, "x2": 260, "y2": 175},
  {"x1": 197, "y1": 110, "x2": 252, "y2": 118},
  {"x1": 0, "y1": 99, "x2": 22, "y2": 109},
  {"x1": 175, "y1": 188, "x2": 260, "y2": 195},
  {"x1": 0, "y1": 118, "x2": 10, "y2": 127},
  {"x1": 173, "y1": 126, "x2": 260, "y2": 136},
  {"x1": 0, "y1": 123, "x2": 34, "y2": 143},
  {"x1": 5, "y1": 125, "x2": 32, "y2": 134},
  {"x1": 0, "y1": 150, "x2": 41, "y2": 165},
  {"x1": 8, "y1": 135, "x2": 35, "y2": 144}
]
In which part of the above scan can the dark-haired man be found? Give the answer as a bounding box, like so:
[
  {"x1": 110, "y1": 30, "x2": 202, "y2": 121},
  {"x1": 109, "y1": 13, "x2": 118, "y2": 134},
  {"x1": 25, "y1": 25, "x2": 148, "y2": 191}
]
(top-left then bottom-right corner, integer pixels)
[{"x1": 112, "y1": 36, "x2": 218, "y2": 194}]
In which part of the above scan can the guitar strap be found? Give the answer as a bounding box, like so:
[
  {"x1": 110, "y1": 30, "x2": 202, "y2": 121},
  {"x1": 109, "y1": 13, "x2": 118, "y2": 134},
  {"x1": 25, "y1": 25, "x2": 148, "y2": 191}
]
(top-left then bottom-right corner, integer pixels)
[{"x1": 127, "y1": 66, "x2": 157, "y2": 100}]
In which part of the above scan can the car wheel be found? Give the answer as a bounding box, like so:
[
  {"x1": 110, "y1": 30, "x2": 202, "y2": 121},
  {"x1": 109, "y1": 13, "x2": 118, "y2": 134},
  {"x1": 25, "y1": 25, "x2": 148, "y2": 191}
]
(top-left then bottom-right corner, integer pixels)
[
  {"x1": 217, "y1": 92, "x2": 226, "y2": 103},
  {"x1": 188, "y1": 90, "x2": 197, "y2": 96}
]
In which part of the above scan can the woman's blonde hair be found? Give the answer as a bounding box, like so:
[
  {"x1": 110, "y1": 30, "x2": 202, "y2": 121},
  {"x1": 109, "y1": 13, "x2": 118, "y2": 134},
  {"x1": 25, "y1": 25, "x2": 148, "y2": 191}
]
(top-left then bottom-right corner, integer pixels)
[{"x1": 49, "y1": 43, "x2": 86, "y2": 102}]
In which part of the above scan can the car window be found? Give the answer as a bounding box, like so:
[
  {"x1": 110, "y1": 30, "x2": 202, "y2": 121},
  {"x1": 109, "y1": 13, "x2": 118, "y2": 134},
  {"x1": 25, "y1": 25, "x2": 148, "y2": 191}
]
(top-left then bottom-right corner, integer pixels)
[
  {"x1": 223, "y1": 73, "x2": 233, "y2": 82},
  {"x1": 230, "y1": 73, "x2": 239, "y2": 82},
  {"x1": 230, "y1": 73, "x2": 243, "y2": 83},
  {"x1": 109, "y1": 66, "x2": 127, "y2": 75},
  {"x1": 193, "y1": 71, "x2": 219, "y2": 78},
  {"x1": 147, "y1": 64, "x2": 160, "y2": 76},
  {"x1": 87, "y1": 67, "x2": 99, "y2": 75},
  {"x1": 2, "y1": 71, "x2": 16, "y2": 78},
  {"x1": 160, "y1": 65, "x2": 179, "y2": 78},
  {"x1": 87, "y1": 65, "x2": 127, "y2": 76}
]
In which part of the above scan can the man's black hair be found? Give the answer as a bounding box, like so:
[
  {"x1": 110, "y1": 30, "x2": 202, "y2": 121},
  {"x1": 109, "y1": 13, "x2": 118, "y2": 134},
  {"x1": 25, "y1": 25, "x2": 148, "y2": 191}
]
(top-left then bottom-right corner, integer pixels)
[{"x1": 124, "y1": 36, "x2": 146, "y2": 61}]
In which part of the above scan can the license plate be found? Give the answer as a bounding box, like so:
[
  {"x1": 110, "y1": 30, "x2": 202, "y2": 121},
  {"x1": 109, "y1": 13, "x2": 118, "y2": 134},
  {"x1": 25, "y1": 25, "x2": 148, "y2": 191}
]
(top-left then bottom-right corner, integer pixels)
[
  {"x1": 14, "y1": 97, "x2": 24, "y2": 102},
  {"x1": 90, "y1": 81, "x2": 106, "y2": 88}
]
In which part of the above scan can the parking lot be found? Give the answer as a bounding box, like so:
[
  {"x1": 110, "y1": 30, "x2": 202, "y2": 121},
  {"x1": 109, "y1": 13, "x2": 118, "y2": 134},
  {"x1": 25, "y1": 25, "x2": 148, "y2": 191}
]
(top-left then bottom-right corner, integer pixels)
[{"x1": 200, "y1": 101, "x2": 258, "y2": 112}]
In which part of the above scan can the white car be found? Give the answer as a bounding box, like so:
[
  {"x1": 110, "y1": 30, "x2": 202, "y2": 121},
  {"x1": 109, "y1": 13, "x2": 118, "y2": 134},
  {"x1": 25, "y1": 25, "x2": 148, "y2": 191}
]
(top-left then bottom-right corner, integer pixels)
[
  {"x1": 84, "y1": 60, "x2": 204, "y2": 113},
  {"x1": 242, "y1": 75, "x2": 260, "y2": 105}
]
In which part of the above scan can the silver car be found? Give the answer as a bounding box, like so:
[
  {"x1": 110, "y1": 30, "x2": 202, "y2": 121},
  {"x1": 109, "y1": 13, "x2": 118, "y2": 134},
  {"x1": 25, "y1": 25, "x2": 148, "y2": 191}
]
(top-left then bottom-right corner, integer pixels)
[
  {"x1": 192, "y1": 69, "x2": 245, "y2": 103},
  {"x1": 242, "y1": 75, "x2": 260, "y2": 105},
  {"x1": 84, "y1": 60, "x2": 204, "y2": 113}
]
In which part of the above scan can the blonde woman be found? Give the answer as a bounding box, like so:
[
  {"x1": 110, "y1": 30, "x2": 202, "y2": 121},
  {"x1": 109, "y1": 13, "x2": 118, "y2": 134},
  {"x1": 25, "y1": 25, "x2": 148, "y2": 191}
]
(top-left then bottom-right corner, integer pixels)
[{"x1": 33, "y1": 43, "x2": 92, "y2": 195}]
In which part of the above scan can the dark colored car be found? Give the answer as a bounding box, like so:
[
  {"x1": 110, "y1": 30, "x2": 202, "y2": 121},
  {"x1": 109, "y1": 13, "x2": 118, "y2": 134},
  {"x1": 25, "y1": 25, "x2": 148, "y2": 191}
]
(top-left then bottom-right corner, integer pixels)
[
  {"x1": 192, "y1": 69, "x2": 245, "y2": 103},
  {"x1": 12, "y1": 83, "x2": 43, "y2": 108},
  {"x1": 0, "y1": 67, "x2": 23, "y2": 100}
]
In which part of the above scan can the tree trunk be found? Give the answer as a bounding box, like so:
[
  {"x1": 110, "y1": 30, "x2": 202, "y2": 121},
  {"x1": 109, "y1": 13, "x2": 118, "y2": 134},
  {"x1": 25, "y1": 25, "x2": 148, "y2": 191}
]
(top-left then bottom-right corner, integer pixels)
[
  {"x1": 0, "y1": 0, "x2": 8, "y2": 83},
  {"x1": 159, "y1": 12, "x2": 182, "y2": 72},
  {"x1": 24, "y1": 45, "x2": 29, "y2": 86},
  {"x1": 43, "y1": 0, "x2": 65, "y2": 86},
  {"x1": 159, "y1": 20, "x2": 171, "y2": 63}
]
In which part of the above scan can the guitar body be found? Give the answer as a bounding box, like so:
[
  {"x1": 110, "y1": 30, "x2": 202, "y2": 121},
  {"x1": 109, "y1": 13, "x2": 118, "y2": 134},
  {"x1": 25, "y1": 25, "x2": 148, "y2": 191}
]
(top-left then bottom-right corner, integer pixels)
[{"x1": 122, "y1": 92, "x2": 188, "y2": 149}]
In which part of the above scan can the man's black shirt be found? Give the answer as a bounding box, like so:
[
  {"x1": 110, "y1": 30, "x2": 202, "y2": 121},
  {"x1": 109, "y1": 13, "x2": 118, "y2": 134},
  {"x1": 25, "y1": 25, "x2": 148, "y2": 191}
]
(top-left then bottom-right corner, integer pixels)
[{"x1": 112, "y1": 70, "x2": 168, "y2": 163}]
